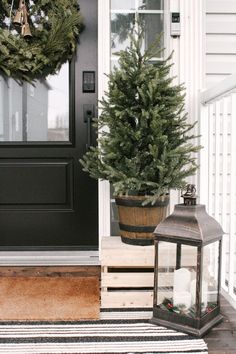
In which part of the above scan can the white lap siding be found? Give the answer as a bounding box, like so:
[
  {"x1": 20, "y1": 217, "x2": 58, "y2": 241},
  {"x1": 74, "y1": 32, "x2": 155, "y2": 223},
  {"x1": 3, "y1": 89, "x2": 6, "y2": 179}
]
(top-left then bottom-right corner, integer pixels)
[{"x1": 206, "y1": 1, "x2": 236, "y2": 88}]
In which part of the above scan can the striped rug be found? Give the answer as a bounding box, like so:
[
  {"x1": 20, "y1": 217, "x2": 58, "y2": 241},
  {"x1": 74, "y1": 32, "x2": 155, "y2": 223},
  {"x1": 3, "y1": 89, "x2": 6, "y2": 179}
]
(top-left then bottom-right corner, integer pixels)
[{"x1": 0, "y1": 309, "x2": 208, "y2": 354}]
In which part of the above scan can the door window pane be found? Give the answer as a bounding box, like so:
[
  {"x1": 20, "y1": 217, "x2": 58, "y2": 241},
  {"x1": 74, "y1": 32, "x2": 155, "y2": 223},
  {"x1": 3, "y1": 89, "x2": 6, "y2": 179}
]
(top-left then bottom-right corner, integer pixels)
[
  {"x1": 111, "y1": 0, "x2": 135, "y2": 10},
  {"x1": 47, "y1": 64, "x2": 69, "y2": 142},
  {"x1": 138, "y1": 0, "x2": 163, "y2": 10},
  {"x1": 0, "y1": 63, "x2": 69, "y2": 142}
]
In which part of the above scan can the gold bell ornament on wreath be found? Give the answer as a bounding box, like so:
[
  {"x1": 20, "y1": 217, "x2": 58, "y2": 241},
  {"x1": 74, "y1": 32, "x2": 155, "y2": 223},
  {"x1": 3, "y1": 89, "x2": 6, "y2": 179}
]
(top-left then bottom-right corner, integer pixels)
[
  {"x1": 21, "y1": 17, "x2": 32, "y2": 38},
  {"x1": 13, "y1": 7, "x2": 23, "y2": 26},
  {"x1": 13, "y1": 0, "x2": 32, "y2": 38}
]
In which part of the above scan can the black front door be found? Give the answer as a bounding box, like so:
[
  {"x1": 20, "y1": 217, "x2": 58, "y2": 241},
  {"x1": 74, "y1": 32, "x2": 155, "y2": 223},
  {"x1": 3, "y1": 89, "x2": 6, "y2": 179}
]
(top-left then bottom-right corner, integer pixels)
[{"x1": 0, "y1": 0, "x2": 98, "y2": 250}]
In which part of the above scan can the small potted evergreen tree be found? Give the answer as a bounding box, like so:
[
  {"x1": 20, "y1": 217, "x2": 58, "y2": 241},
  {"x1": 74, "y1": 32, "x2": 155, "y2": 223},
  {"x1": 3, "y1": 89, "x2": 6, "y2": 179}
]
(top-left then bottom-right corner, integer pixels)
[{"x1": 80, "y1": 25, "x2": 200, "y2": 245}]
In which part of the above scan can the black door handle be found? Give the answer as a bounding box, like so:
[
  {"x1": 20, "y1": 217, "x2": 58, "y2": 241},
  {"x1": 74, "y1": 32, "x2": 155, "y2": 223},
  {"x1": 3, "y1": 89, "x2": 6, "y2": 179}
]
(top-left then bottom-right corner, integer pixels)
[
  {"x1": 83, "y1": 105, "x2": 94, "y2": 151},
  {"x1": 86, "y1": 110, "x2": 92, "y2": 150}
]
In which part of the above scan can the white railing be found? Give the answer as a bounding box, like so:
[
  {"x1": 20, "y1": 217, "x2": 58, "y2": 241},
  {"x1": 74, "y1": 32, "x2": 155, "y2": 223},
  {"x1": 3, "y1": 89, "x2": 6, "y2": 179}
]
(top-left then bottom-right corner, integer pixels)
[{"x1": 200, "y1": 74, "x2": 236, "y2": 309}]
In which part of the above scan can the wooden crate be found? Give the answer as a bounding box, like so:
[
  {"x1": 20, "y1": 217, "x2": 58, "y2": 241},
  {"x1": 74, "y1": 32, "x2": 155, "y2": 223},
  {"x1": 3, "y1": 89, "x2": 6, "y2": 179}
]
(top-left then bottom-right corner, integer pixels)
[
  {"x1": 101, "y1": 236, "x2": 155, "y2": 308},
  {"x1": 101, "y1": 236, "x2": 197, "y2": 309}
]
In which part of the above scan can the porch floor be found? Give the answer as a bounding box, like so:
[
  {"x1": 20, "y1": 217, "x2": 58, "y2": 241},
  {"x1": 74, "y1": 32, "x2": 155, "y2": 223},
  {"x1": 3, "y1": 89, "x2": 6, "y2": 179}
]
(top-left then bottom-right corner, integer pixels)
[
  {"x1": 205, "y1": 296, "x2": 236, "y2": 354},
  {"x1": 0, "y1": 267, "x2": 235, "y2": 353}
]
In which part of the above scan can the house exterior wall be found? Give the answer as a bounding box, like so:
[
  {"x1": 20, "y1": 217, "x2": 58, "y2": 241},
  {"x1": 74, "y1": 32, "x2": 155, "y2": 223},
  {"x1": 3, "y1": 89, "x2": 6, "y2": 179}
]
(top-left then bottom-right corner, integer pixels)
[
  {"x1": 206, "y1": 1, "x2": 236, "y2": 88},
  {"x1": 201, "y1": 1, "x2": 236, "y2": 307},
  {"x1": 157, "y1": 0, "x2": 205, "y2": 211}
]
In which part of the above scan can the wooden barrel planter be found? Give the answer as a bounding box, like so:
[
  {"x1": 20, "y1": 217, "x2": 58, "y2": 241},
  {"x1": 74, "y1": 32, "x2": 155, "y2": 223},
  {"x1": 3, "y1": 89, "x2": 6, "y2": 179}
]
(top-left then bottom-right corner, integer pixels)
[{"x1": 115, "y1": 195, "x2": 169, "y2": 246}]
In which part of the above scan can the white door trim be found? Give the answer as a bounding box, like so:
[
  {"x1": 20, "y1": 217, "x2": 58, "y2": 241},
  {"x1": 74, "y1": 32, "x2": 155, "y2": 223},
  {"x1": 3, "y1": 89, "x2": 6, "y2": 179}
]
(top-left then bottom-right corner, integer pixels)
[{"x1": 98, "y1": 0, "x2": 111, "y2": 248}]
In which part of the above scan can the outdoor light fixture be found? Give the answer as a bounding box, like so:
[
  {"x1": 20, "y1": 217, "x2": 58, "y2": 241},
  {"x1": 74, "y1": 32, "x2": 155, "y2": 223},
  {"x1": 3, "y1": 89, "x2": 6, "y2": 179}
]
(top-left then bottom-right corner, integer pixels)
[{"x1": 151, "y1": 185, "x2": 224, "y2": 337}]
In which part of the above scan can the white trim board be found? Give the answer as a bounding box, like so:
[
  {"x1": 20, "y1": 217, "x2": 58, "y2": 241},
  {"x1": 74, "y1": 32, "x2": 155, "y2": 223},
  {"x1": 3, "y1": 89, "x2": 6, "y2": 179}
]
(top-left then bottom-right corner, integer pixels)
[
  {"x1": 98, "y1": 0, "x2": 111, "y2": 243},
  {"x1": 0, "y1": 251, "x2": 100, "y2": 266}
]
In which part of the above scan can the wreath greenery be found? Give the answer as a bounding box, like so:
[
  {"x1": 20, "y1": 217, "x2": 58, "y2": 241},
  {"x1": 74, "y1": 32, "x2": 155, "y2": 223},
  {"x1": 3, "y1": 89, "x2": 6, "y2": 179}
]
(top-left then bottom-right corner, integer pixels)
[{"x1": 0, "y1": 0, "x2": 83, "y2": 83}]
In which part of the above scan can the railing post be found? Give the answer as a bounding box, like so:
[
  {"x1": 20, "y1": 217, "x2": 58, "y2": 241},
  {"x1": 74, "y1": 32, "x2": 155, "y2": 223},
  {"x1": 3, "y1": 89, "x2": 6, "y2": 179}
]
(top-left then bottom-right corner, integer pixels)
[
  {"x1": 221, "y1": 96, "x2": 230, "y2": 293},
  {"x1": 208, "y1": 103, "x2": 215, "y2": 216},
  {"x1": 199, "y1": 103, "x2": 209, "y2": 207},
  {"x1": 228, "y1": 92, "x2": 236, "y2": 300},
  {"x1": 214, "y1": 100, "x2": 221, "y2": 223}
]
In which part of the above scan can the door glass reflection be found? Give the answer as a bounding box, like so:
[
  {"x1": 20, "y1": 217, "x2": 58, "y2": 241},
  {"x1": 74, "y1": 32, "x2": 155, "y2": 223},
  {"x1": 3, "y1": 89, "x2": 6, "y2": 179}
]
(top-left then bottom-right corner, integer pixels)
[
  {"x1": 111, "y1": 13, "x2": 135, "y2": 55},
  {"x1": 0, "y1": 63, "x2": 69, "y2": 142},
  {"x1": 138, "y1": 0, "x2": 163, "y2": 10}
]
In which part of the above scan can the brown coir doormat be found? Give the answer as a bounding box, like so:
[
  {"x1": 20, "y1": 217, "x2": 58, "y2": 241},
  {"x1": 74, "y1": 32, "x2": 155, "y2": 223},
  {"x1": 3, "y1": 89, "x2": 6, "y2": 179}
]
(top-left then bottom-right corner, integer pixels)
[{"x1": 0, "y1": 266, "x2": 100, "y2": 321}]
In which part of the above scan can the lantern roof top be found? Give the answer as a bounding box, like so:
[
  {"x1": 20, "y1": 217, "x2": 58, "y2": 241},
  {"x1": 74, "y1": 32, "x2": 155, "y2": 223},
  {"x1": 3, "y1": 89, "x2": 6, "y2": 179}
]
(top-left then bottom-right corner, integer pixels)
[{"x1": 154, "y1": 203, "x2": 224, "y2": 245}]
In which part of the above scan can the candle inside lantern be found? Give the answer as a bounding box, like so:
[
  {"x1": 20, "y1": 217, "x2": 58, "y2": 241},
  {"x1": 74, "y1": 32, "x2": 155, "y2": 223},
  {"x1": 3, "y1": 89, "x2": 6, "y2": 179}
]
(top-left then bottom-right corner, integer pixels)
[
  {"x1": 173, "y1": 268, "x2": 192, "y2": 309},
  {"x1": 173, "y1": 291, "x2": 192, "y2": 309}
]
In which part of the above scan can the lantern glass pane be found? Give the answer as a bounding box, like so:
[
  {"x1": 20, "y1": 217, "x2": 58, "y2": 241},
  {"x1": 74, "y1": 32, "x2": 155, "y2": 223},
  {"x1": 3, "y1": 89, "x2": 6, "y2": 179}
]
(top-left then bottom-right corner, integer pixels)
[
  {"x1": 201, "y1": 241, "x2": 219, "y2": 316},
  {"x1": 157, "y1": 242, "x2": 198, "y2": 318},
  {"x1": 157, "y1": 241, "x2": 176, "y2": 307},
  {"x1": 175, "y1": 244, "x2": 197, "y2": 318}
]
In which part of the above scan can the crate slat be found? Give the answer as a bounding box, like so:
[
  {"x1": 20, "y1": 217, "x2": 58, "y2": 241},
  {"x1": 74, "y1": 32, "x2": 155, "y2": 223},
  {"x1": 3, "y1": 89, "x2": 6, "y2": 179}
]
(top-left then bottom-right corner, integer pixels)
[
  {"x1": 101, "y1": 272, "x2": 153, "y2": 288},
  {"x1": 101, "y1": 291, "x2": 153, "y2": 308},
  {"x1": 101, "y1": 290, "x2": 172, "y2": 308},
  {"x1": 101, "y1": 272, "x2": 174, "y2": 288},
  {"x1": 101, "y1": 237, "x2": 197, "y2": 267},
  {"x1": 101, "y1": 237, "x2": 154, "y2": 267}
]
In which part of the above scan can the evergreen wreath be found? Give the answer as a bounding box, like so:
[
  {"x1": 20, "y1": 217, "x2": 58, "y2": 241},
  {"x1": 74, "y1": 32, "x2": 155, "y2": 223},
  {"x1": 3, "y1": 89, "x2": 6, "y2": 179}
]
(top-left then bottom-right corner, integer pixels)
[{"x1": 0, "y1": 0, "x2": 83, "y2": 83}]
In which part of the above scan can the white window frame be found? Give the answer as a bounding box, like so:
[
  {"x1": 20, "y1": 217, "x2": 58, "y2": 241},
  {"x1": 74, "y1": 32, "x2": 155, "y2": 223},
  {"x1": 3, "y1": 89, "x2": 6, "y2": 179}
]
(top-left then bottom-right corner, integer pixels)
[
  {"x1": 110, "y1": 0, "x2": 165, "y2": 64},
  {"x1": 98, "y1": 0, "x2": 111, "y2": 248}
]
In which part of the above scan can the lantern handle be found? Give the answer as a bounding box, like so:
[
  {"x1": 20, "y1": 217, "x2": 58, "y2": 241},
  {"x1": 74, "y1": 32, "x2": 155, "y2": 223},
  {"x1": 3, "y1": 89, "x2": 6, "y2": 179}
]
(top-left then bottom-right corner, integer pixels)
[{"x1": 181, "y1": 184, "x2": 197, "y2": 206}]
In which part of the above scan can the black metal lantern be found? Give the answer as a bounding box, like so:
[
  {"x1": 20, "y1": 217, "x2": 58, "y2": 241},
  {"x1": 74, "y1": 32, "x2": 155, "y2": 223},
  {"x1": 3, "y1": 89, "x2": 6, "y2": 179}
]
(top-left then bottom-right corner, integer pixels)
[{"x1": 151, "y1": 185, "x2": 224, "y2": 337}]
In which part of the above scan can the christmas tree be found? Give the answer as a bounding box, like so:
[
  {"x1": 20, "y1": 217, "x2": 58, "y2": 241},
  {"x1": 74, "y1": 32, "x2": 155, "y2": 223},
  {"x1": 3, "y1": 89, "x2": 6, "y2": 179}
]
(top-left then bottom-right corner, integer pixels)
[{"x1": 80, "y1": 24, "x2": 200, "y2": 204}]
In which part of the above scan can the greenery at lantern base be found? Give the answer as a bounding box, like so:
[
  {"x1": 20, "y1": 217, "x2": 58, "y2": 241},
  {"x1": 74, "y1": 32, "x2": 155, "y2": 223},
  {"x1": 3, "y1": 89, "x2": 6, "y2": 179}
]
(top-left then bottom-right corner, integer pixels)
[
  {"x1": 80, "y1": 22, "x2": 200, "y2": 206},
  {"x1": 0, "y1": 0, "x2": 83, "y2": 83},
  {"x1": 159, "y1": 297, "x2": 217, "y2": 318}
]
